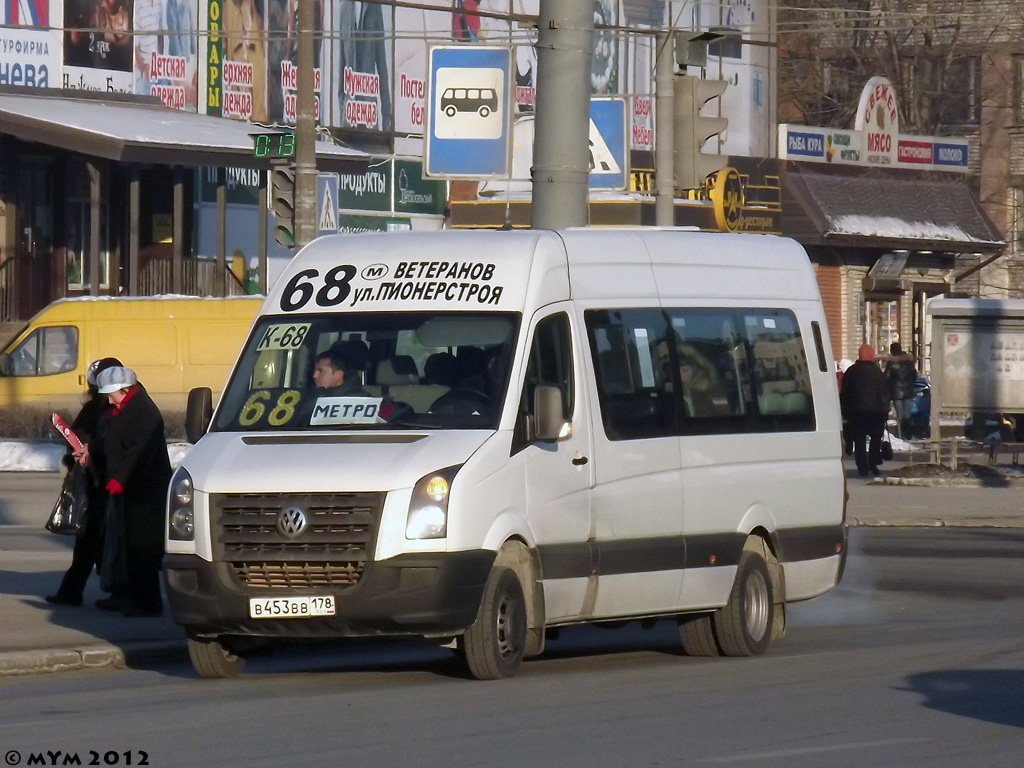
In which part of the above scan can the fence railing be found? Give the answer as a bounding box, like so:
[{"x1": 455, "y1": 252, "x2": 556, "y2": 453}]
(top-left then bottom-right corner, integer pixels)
[
  {"x1": 0, "y1": 258, "x2": 12, "y2": 323},
  {"x1": 138, "y1": 257, "x2": 248, "y2": 297},
  {"x1": 1, "y1": 256, "x2": 248, "y2": 324},
  {"x1": 0, "y1": 256, "x2": 45, "y2": 323}
]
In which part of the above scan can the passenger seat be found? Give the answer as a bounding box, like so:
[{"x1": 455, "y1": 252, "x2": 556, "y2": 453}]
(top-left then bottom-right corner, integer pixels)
[{"x1": 376, "y1": 356, "x2": 450, "y2": 413}]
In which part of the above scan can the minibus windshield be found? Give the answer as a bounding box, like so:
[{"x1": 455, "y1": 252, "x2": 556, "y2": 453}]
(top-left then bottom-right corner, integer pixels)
[{"x1": 213, "y1": 311, "x2": 519, "y2": 432}]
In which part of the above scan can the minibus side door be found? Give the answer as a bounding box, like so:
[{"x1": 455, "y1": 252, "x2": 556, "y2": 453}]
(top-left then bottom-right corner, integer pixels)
[
  {"x1": 582, "y1": 306, "x2": 685, "y2": 619},
  {"x1": 514, "y1": 307, "x2": 594, "y2": 623}
]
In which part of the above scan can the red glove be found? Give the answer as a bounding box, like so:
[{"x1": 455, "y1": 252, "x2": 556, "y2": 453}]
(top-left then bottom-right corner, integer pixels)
[{"x1": 106, "y1": 478, "x2": 124, "y2": 495}]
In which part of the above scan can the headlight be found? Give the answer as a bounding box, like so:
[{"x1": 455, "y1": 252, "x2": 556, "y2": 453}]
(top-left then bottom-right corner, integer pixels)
[
  {"x1": 168, "y1": 466, "x2": 195, "y2": 541},
  {"x1": 173, "y1": 474, "x2": 193, "y2": 506},
  {"x1": 406, "y1": 465, "x2": 462, "y2": 540}
]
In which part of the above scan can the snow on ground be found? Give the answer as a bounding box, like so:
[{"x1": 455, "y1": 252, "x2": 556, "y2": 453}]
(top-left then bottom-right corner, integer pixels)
[{"x1": 0, "y1": 441, "x2": 192, "y2": 472}]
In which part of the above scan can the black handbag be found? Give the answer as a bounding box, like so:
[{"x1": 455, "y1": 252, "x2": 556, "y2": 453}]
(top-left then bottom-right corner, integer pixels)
[
  {"x1": 45, "y1": 463, "x2": 89, "y2": 536},
  {"x1": 880, "y1": 431, "x2": 894, "y2": 461}
]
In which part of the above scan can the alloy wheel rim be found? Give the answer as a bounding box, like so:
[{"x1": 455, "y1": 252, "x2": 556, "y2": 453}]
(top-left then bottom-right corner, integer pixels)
[{"x1": 744, "y1": 570, "x2": 770, "y2": 641}]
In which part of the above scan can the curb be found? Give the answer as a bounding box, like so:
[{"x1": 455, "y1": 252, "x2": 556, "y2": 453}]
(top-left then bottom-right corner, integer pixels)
[
  {"x1": 0, "y1": 640, "x2": 187, "y2": 677},
  {"x1": 847, "y1": 517, "x2": 1024, "y2": 528},
  {"x1": 875, "y1": 476, "x2": 1024, "y2": 488}
]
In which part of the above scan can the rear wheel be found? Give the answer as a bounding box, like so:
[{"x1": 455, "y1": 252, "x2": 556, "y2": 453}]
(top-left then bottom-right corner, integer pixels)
[
  {"x1": 678, "y1": 614, "x2": 719, "y2": 656},
  {"x1": 712, "y1": 551, "x2": 774, "y2": 656},
  {"x1": 461, "y1": 567, "x2": 527, "y2": 680},
  {"x1": 187, "y1": 635, "x2": 245, "y2": 679}
]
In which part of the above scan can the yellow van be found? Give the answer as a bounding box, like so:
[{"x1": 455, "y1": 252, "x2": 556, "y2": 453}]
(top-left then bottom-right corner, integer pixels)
[{"x1": 0, "y1": 296, "x2": 261, "y2": 413}]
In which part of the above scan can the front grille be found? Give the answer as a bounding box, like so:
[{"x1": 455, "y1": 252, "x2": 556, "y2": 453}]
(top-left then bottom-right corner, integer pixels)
[{"x1": 212, "y1": 492, "x2": 383, "y2": 590}]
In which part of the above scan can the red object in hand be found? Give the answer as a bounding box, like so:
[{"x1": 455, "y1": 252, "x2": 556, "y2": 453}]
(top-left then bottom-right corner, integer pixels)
[
  {"x1": 52, "y1": 413, "x2": 84, "y2": 451},
  {"x1": 106, "y1": 478, "x2": 124, "y2": 495}
]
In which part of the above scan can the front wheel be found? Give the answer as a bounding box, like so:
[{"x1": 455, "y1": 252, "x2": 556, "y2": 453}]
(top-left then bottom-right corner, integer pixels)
[
  {"x1": 712, "y1": 551, "x2": 774, "y2": 656},
  {"x1": 461, "y1": 567, "x2": 527, "y2": 680},
  {"x1": 187, "y1": 635, "x2": 245, "y2": 679}
]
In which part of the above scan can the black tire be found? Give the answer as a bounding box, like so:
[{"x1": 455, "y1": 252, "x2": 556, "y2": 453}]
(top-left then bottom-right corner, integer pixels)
[
  {"x1": 462, "y1": 567, "x2": 527, "y2": 680},
  {"x1": 479, "y1": 105, "x2": 491, "y2": 118},
  {"x1": 445, "y1": 105, "x2": 457, "y2": 117},
  {"x1": 712, "y1": 551, "x2": 774, "y2": 657},
  {"x1": 188, "y1": 636, "x2": 245, "y2": 679},
  {"x1": 678, "y1": 614, "x2": 720, "y2": 656}
]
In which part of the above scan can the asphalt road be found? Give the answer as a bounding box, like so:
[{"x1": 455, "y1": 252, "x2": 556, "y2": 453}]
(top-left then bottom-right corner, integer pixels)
[{"x1": 0, "y1": 527, "x2": 1021, "y2": 768}]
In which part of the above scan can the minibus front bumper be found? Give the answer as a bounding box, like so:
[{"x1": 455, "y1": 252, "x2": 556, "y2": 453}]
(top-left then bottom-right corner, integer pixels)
[{"x1": 163, "y1": 550, "x2": 496, "y2": 639}]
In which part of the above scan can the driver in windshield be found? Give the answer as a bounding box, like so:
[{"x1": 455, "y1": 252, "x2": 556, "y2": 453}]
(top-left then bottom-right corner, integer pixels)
[{"x1": 311, "y1": 349, "x2": 371, "y2": 397}]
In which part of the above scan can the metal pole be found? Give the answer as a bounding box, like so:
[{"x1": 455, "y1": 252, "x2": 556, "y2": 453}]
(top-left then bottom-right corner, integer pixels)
[
  {"x1": 173, "y1": 167, "x2": 184, "y2": 294},
  {"x1": 258, "y1": 174, "x2": 268, "y2": 294},
  {"x1": 531, "y1": 0, "x2": 593, "y2": 229},
  {"x1": 294, "y1": 0, "x2": 318, "y2": 248},
  {"x1": 129, "y1": 168, "x2": 139, "y2": 296},
  {"x1": 654, "y1": 32, "x2": 674, "y2": 226},
  {"x1": 88, "y1": 163, "x2": 100, "y2": 296},
  {"x1": 216, "y1": 167, "x2": 226, "y2": 297}
]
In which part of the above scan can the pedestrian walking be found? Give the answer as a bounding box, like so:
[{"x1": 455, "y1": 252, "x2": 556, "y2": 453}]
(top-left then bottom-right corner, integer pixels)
[
  {"x1": 840, "y1": 344, "x2": 890, "y2": 477},
  {"x1": 886, "y1": 342, "x2": 918, "y2": 439},
  {"x1": 45, "y1": 357, "x2": 123, "y2": 606},
  {"x1": 74, "y1": 366, "x2": 172, "y2": 617}
]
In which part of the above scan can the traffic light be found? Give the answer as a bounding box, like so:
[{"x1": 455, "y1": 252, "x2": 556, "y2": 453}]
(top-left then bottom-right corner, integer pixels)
[
  {"x1": 673, "y1": 75, "x2": 728, "y2": 190},
  {"x1": 270, "y1": 166, "x2": 296, "y2": 248}
]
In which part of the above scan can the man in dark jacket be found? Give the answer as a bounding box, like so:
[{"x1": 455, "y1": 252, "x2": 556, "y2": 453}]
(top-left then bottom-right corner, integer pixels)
[
  {"x1": 840, "y1": 344, "x2": 890, "y2": 477},
  {"x1": 886, "y1": 342, "x2": 918, "y2": 439},
  {"x1": 78, "y1": 365, "x2": 172, "y2": 617}
]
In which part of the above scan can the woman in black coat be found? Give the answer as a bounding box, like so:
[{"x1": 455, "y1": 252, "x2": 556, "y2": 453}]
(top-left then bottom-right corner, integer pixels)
[
  {"x1": 76, "y1": 365, "x2": 172, "y2": 617},
  {"x1": 46, "y1": 357, "x2": 123, "y2": 606}
]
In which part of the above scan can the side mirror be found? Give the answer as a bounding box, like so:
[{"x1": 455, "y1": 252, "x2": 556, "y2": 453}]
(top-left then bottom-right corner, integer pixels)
[
  {"x1": 185, "y1": 387, "x2": 213, "y2": 444},
  {"x1": 0, "y1": 353, "x2": 10, "y2": 376},
  {"x1": 533, "y1": 384, "x2": 567, "y2": 442}
]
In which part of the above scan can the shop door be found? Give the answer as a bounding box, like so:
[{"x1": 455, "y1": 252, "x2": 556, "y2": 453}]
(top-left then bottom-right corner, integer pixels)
[
  {"x1": 14, "y1": 161, "x2": 54, "y2": 319},
  {"x1": 911, "y1": 284, "x2": 946, "y2": 377},
  {"x1": 865, "y1": 299, "x2": 899, "y2": 357}
]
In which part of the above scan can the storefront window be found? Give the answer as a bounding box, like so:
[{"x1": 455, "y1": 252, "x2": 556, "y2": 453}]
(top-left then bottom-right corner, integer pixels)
[
  {"x1": 865, "y1": 299, "x2": 900, "y2": 357},
  {"x1": 66, "y1": 164, "x2": 110, "y2": 291}
]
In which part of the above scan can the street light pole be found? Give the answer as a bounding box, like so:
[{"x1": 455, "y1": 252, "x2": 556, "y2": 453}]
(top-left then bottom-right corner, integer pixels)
[
  {"x1": 654, "y1": 31, "x2": 675, "y2": 226},
  {"x1": 531, "y1": 0, "x2": 594, "y2": 229},
  {"x1": 294, "y1": 0, "x2": 318, "y2": 248}
]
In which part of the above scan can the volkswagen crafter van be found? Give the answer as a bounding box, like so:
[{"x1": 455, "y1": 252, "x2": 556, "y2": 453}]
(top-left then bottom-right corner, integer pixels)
[{"x1": 167, "y1": 229, "x2": 847, "y2": 679}]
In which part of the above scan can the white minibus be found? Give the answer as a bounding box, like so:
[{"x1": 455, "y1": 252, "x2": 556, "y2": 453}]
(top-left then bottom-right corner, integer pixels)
[{"x1": 166, "y1": 229, "x2": 847, "y2": 679}]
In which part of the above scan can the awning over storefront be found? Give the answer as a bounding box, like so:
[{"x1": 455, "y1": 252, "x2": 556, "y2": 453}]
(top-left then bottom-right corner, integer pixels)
[
  {"x1": 0, "y1": 89, "x2": 366, "y2": 170},
  {"x1": 783, "y1": 164, "x2": 1004, "y2": 254}
]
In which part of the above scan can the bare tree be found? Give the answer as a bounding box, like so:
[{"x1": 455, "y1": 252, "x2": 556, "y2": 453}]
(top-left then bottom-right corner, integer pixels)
[{"x1": 778, "y1": 0, "x2": 1002, "y2": 136}]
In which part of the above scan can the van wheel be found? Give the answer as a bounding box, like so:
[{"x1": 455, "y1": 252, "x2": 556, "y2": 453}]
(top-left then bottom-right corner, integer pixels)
[
  {"x1": 445, "y1": 105, "x2": 457, "y2": 117},
  {"x1": 678, "y1": 614, "x2": 720, "y2": 656},
  {"x1": 187, "y1": 635, "x2": 245, "y2": 679},
  {"x1": 479, "y1": 106, "x2": 491, "y2": 118},
  {"x1": 712, "y1": 551, "x2": 774, "y2": 656},
  {"x1": 461, "y1": 567, "x2": 527, "y2": 680}
]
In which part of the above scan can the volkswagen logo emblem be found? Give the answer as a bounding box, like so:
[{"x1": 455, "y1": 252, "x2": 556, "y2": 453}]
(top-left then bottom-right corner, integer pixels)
[{"x1": 277, "y1": 506, "x2": 308, "y2": 539}]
